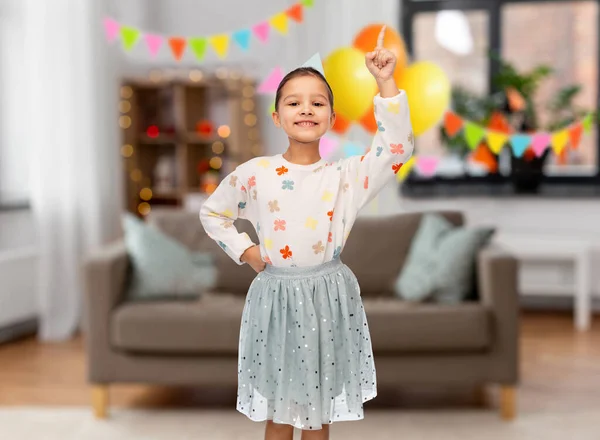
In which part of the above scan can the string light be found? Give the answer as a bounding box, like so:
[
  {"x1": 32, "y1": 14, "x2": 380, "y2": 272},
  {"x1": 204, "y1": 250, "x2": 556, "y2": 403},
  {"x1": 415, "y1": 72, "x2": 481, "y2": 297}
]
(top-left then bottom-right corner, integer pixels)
[
  {"x1": 189, "y1": 70, "x2": 203, "y2": 82},
  {"x1": 212, "y1": 141, "x2": 225, "y2": 154},
  {"x1": 209, "y1": 157, "x2": 223, "y2": 169},
  {"x1": 138, "y1": 202, "x2": 151, "y2": 216},
  {"x1": 252, "y1": 144, "x2": 261, "y2": 156},
  {"x1": 244, "y1": 114, "x2": 257, "y2": 127},
  {"x1": 130, "y1": 169, "x2": 142, "y2": 182},
  {"x1": 121, "y1": 144, "x2": 134, "y2": 157},
  {"x1": 230, "y1": 70, "x2": 242, "y2": 80},
  {"x1": 216, "y1": 68, "x2": 228, "y2": 79},
  {"x1": 119, "y1": 101, "x2": 131, "y2": 113},
  {"x1": 248, "y1": 129, "x2": 259, "y2": 141},
  {"x1": 149, "y1": 70, "x2": 163, "y2": 82},
  {"x1": 119, "y1": 115, "x2": 132, "y2": 129},
  {"x1": 139, "y1": 188, "x2": 153, "y2": 201},
  {"x1": 242, "y1": 85, "x2": 255, "y2": 98},
  {"x1": 120, "y1": 86, "x2": 133, "y2": 99},
  {"x1": 217, "y1": 125, "x2": 231, "y2": 138}
]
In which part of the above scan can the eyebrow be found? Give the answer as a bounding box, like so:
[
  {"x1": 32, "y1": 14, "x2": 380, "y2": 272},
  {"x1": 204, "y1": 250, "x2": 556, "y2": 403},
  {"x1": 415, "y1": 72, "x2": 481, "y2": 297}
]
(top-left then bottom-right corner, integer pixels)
[{"x1": 284, "y1": 94, "x2": 328, "y2": 100}]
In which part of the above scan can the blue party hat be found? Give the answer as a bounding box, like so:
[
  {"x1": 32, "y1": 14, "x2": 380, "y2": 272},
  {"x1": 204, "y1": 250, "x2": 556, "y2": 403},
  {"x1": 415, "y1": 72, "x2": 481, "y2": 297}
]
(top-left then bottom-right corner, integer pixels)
[{"x1": 301, "y1": 52, "x2": 324, "y2": 76}]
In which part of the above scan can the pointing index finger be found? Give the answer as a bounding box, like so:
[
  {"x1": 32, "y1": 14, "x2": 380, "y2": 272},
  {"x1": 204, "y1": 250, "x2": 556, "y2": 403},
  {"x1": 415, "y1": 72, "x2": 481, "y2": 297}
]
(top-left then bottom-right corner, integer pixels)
[{"x1": 376, "y1": 25, "x2": 386, "y2": 49}]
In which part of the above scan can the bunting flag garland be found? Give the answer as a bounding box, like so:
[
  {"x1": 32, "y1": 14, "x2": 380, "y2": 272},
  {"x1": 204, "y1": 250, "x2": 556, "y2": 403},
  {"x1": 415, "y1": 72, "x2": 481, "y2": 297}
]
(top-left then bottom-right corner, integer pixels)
[
  {"x1": 103, "y1": 1, "x2": 314, "y2": 61},
  {"x1": 443, "y1": 110, "x2": 596, "y2": 159}
]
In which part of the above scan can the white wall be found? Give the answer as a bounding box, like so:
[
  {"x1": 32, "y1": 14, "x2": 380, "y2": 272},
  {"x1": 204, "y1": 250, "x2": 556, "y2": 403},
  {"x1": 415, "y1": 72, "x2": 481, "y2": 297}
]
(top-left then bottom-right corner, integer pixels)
[{"x1": 0, "y1": 0, "x2": 29, "y2": 204}]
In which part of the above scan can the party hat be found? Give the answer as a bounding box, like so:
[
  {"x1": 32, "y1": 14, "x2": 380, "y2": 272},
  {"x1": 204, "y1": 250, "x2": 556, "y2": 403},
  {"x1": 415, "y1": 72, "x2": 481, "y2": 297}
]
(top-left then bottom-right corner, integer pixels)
[{"x1": 301, "y1": 52, "x2": 324, "y2": 75}]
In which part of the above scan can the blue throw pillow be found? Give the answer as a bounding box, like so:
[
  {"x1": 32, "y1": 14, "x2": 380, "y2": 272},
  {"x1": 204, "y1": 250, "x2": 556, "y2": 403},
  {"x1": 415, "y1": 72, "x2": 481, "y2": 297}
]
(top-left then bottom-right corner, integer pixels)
[
  {"x1": 395, "y1": 214, "x2": 494, "y2": 304},
  {"x1": 123, "y1": 214, "x2": 217, "y2": 300}
]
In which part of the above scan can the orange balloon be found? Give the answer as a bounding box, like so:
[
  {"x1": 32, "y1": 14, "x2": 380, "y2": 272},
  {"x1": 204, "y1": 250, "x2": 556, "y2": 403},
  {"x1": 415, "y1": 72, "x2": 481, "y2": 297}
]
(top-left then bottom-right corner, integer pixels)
[
  {"x1": 331, "y1": 111, "x2": 352, "y2": 135},
  {"x1": 359, "y1": 103, "x2": 378, "y2": 134},
  {"x1": 353, "y1": 24, "x2": 408, "y2": 83}
]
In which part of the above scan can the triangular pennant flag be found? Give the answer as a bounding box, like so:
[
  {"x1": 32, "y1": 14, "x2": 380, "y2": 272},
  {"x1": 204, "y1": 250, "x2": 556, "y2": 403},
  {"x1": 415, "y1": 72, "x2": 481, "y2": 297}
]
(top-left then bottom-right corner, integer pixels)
[
  {"x1": 510, "y1": 134, "x2": 531, "y2": 158},
  {"x1": 301, "y1": 53, "x2": 324, "y2": 75},
  {"x1": 443, "y1": 111, "x2": 463, "y2": 137},
  {"x1": 103, "y1": 17, "x2": 120, "y2": 43},
  {"x1": 396, "y1": 156, "x2": 416, "y2": 182},
  {"x1": 209, "y1": 34, "x2": 230, "y2": 59},
  {"x1": 268, "y1": 101, "x2": 276, "y2": 115},
  {"x1": 189, "y1": 38, "x2": 207, "y2": 61},
  {"x1": 486, "y1": 130, "x2": 509, "y2": 154},
  {"x1": 470, "y1": 145, "x2": 498, "y2": 173},
  {"x1": 531, "y1": 132, "x2": 551, "y2": 157},
  {"x1": 301, "y1": 0, "x2": 314, "y2": 7},
  {"x1": 120, "y1": 26, "x2": 141, "y2": 51},
  {"x1": 551, "y1": 129, "x2": 569, "y2": 155},
  {"x1": 252, "y1": 21, "x2": 270, "y2": 43},
  {"x1": 269, "y1": 12, "x2": 289, "y2": 35},
  {"x1": 416, "y1": 156, "x2": 440, "y2": 177},
  {"x1": 505, "y1": 87, "x2": 526, "y2": 112},
  {"x1": 343, "y1": 142, "x2": 363, "y2": 158},
  {"x1": 144, "y1": 34, "x2": 163, "y2": 57},
  {"x1": 232, "y1": 29, "x2": 252, "y2": 51},
  {"x1": 464, "y1": 121, "x2": 486, "y2": 149},
  {"x1": 487, "y1": 111, "x2": 513, "y2": 134},
  {"x1": 582, "y1": 113, "x2": 593, "y2": 133},
  {"x1": 286, "y1": 4, "x2": 304, "y2": 22},
  {"x1": 168, "y1": 37, "x2": 186, "y2": 61},
  {"x1": 568, "y1": 123, "x2": 583, "y2": 150},
  {"x1": 257, "y1": 67, "x2": 284, "y2": 94},
  {"x1": 319, "y1": 135, "x2": 339, "y2": 160}
]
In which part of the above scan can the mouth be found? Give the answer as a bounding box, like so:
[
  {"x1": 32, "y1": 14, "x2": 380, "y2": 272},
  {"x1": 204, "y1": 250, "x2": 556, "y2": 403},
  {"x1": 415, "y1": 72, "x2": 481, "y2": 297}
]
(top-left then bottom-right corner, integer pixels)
[{"x1": 294, "y1": 121, "x2": 318, "y2": 127}]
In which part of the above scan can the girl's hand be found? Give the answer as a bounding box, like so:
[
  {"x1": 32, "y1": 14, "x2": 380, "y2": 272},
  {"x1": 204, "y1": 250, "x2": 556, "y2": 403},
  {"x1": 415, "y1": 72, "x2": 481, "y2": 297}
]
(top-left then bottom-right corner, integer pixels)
[
  {"x1": 365, "y1": 25, "x2": 397, "y2": 83},
  {"x1": 241, "y1": 245, "x2": 266, "y2": 273}
]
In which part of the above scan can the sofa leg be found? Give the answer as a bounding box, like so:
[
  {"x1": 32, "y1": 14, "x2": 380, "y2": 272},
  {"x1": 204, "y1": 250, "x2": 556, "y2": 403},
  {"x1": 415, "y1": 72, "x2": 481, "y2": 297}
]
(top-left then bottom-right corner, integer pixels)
[
  {"x1": 91, "y1": 385, "x2": 109, "y2": 419},
  {"x1": 499, "y1": 385, "x2": 516, "y2": 420}
]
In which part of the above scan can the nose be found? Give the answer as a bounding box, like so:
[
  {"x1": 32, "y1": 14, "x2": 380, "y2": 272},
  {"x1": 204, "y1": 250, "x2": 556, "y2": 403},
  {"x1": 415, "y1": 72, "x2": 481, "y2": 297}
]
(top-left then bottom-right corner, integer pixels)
[{"x1": 300, "y1": 103, "x2": 314, "y2": 115}]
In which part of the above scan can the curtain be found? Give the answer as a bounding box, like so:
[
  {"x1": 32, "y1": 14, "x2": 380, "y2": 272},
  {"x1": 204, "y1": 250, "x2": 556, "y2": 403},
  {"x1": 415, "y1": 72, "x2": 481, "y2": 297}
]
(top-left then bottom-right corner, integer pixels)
[{"x1": 24, "y1": 0, "x2": 122, "y2": 341}]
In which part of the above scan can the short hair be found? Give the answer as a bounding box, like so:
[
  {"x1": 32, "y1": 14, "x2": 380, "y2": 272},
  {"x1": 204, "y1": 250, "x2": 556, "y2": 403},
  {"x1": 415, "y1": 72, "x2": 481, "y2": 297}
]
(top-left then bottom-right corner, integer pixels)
[{"x1": 274, "y1": 67, "x2": 334, "y2": 112}]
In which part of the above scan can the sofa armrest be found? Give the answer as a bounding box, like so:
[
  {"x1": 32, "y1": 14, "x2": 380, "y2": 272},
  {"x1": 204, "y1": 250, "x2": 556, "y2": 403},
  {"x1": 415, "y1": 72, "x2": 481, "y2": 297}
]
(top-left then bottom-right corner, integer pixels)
[
  {"x1": 82, "y1": 240, "x2": 130, "y2": 382},
  {"x1": 476, "y1": 244, "x2": 520, "y2": 384}
]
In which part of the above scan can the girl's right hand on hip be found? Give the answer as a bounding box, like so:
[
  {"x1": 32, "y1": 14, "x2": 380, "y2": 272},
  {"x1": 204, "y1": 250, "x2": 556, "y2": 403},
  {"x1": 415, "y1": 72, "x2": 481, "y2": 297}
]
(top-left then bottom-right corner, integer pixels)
[{"x1": 241, "y1": 245, "x2": 266, "y2": 273}]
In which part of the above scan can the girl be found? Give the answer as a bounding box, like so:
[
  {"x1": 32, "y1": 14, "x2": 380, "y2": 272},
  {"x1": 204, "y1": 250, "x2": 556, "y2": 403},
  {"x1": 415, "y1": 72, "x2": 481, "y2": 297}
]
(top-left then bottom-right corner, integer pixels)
[{"x1": 200, "y1": 26, "x2": 413, "y2": 440}]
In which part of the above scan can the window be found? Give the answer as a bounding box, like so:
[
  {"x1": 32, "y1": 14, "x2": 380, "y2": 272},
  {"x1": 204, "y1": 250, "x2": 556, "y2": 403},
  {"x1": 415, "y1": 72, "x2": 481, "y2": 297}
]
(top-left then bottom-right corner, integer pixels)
[{"x1": 402, "y1": 0, "x2": 600, "y2": 194}]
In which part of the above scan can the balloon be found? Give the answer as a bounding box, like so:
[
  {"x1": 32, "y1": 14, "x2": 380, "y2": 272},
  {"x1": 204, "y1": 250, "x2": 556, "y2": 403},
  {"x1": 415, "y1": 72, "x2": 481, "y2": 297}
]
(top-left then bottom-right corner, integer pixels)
[
  {"x1": 353, "y1": 24, "x2": 408, "y2": 83},
  {"x1": 359, "y1": 103, "x2": 377, "y2": 134},
  {"x1": 396, "y1": 61, "x2": 450, "y2": 136},
  {"x1": 331, "y1": 111, "x2": 352, "y2": 135},
  {"x1": 324, "y1": 47, "x2": 377, "y2": 121}
]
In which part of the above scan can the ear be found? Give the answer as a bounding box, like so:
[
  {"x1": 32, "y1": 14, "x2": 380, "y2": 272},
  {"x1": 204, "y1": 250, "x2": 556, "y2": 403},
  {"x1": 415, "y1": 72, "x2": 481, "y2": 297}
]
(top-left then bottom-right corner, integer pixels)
[
  {"x1": 272, "y1": 110, "x2": 281, "y2": 128},
  {"x1": 329, "y1": 111, "x2": 336, "y2": 129}
]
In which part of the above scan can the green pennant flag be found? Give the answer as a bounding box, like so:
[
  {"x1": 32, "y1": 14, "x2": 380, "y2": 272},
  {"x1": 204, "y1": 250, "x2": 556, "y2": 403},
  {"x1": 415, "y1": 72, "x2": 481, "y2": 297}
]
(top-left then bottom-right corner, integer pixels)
[
  {"x1": 464, "y1": 121, "x2": 486, "y2": 150},
  {"x1": 269, "y1": 101, "x2": 276, "y2": 114},
  {"x1": 582, "y1": 113, "x2": 594, "y2": 133},
  {"x1": 120, "y1": 26, "x2": 140, "y2": 51},
  {"x1": 189, "y1": 38, "x2": 208, "y2": 61},
  {"x1": 301, "y1": 0, "x2": 314, "y2": 7}
]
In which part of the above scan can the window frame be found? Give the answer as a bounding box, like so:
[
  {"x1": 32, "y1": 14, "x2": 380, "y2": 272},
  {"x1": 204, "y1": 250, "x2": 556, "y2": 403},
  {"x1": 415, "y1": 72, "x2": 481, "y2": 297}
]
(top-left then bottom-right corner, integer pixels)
[{"x1": 401, "y1": 0, "x2": 600, "y2": 190}]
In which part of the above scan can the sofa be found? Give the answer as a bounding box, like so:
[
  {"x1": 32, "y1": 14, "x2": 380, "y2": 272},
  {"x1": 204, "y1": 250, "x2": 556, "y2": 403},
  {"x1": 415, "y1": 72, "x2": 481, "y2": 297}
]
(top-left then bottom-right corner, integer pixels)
[{"x1": 83, "y1": 209, "x2": 519, "y2": 420}]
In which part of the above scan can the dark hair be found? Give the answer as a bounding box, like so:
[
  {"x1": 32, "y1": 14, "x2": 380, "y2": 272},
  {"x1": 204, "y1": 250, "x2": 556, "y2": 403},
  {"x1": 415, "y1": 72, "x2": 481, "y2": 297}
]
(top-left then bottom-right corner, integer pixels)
[{"x1": 274, "y1": 67, "x2": 334, "y2": 112}]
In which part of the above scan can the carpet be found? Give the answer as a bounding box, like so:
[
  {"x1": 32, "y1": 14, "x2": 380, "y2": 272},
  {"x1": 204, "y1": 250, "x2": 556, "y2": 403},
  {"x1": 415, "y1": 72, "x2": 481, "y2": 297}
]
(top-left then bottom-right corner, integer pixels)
[{"x1": 0, "y1": 407, "x2": 597, "y2": 439}]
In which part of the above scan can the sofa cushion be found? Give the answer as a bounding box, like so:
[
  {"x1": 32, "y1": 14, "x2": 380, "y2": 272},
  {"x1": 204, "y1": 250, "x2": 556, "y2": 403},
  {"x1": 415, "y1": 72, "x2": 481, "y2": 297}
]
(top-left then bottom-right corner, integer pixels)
[
  {"x1": 342, "y1": 211, "x2": 464, "y2": 297},
  {"x1": 111, "y1": 293, "x2": 244, "y2": 354},
  {"x1": 363, "y1": 299, "x2": 492, "y2": 353},
  {"x1": 111, "y1": 294, "x2": 490, "y2": 355}
]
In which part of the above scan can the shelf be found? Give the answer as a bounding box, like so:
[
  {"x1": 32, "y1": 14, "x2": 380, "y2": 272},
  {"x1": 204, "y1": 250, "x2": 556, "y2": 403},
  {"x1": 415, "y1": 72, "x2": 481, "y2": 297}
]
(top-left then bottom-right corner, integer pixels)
[
  {"x1": 150, "y1": 192, "x2": 180, "y2": 200},
  {"x1": 138, "y1": 134, "x2": 177, "y2": 144}
]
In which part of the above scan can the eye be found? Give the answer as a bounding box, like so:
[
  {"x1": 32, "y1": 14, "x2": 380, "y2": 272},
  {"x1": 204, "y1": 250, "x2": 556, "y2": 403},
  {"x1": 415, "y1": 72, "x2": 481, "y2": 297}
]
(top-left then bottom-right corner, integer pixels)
[
  {"x1": 288, "y1": 102, "x2": 298, "y2": 106},
  {"x1": 313, "y1": 102, "x2": 324, "y2": 107}
]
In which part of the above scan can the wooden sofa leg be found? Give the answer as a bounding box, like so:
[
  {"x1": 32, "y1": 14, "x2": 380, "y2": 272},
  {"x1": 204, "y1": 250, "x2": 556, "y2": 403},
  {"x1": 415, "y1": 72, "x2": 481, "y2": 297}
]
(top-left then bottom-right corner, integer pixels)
[
  {"x1": 91, "y1": 385, "x2": 109, "y2": 419},
  {"x1": 499, "y1": 385, "x2": 516, "y2": 420}
]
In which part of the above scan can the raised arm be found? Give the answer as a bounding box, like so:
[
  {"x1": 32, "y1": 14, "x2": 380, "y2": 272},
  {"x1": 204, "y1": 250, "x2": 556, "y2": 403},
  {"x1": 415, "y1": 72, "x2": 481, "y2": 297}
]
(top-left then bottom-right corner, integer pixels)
[{"x1": 340, "y1": 25, "x2": 414, "y2": 212}]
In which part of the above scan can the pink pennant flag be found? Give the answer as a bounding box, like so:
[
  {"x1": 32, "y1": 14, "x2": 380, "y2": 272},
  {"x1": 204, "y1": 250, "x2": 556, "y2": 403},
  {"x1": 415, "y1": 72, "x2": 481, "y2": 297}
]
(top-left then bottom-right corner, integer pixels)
[
  {"x1": 253, "y1": 21, "x2": 270, "y2": 43},
  {"x1": 103, "y1": 17, "x2": 120, "y2": 43},
  {"x1": 416, "y1": 156, "x2": 440, "y2": 177},
  {"x1": 257, "y1": 67, "x2": 284, "y2": 94},
  {"x1": 144, "y1": 34, "x2": 163, "y2": 58},
  {"x1": 531, "y1": 132, "x2": 551, "y2": 157},
  {"x1": 319, "y1": 135, "x2": 339, "y2": 160}
]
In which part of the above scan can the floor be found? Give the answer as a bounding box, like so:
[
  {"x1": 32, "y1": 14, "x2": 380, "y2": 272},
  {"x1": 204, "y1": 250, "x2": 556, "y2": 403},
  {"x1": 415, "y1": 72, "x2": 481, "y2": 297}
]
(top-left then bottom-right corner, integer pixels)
[{"x1": 0, "y1": 311, "x2": 599, "y2": 416}]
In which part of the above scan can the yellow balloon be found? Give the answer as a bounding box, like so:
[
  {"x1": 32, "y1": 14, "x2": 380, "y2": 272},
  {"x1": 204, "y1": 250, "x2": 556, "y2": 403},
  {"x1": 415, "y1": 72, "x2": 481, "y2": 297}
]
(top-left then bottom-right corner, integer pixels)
[
  {"x1": 397, "y1": 61, "x2": 450, "y2": 136},
  {"x1": 324, "y1": 47, "x2": 377, "y2": 121},
  {"x1": 397, "y1": 156, "x2": 416, "y2": 182}
]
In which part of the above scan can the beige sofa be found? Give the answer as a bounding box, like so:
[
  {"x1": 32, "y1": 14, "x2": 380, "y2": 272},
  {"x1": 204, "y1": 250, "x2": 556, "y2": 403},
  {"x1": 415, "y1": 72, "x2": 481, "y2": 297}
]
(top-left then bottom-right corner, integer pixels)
[{"x1": 83, "y1": 209, "x2": 519, "y2": 420}]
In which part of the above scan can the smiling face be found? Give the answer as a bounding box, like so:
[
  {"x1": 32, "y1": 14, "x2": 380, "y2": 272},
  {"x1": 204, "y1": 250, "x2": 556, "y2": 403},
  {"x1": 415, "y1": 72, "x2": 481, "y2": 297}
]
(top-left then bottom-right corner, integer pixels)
[{"x1": 272, "y1": 75, "x2": 336, "y2": 143}]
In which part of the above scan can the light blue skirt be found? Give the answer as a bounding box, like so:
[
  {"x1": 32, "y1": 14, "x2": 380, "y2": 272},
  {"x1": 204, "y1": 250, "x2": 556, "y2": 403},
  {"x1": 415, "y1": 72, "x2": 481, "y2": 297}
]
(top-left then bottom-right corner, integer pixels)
[{"x1": 236, "y1": 258, "x2": 377, "y2": 430}]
